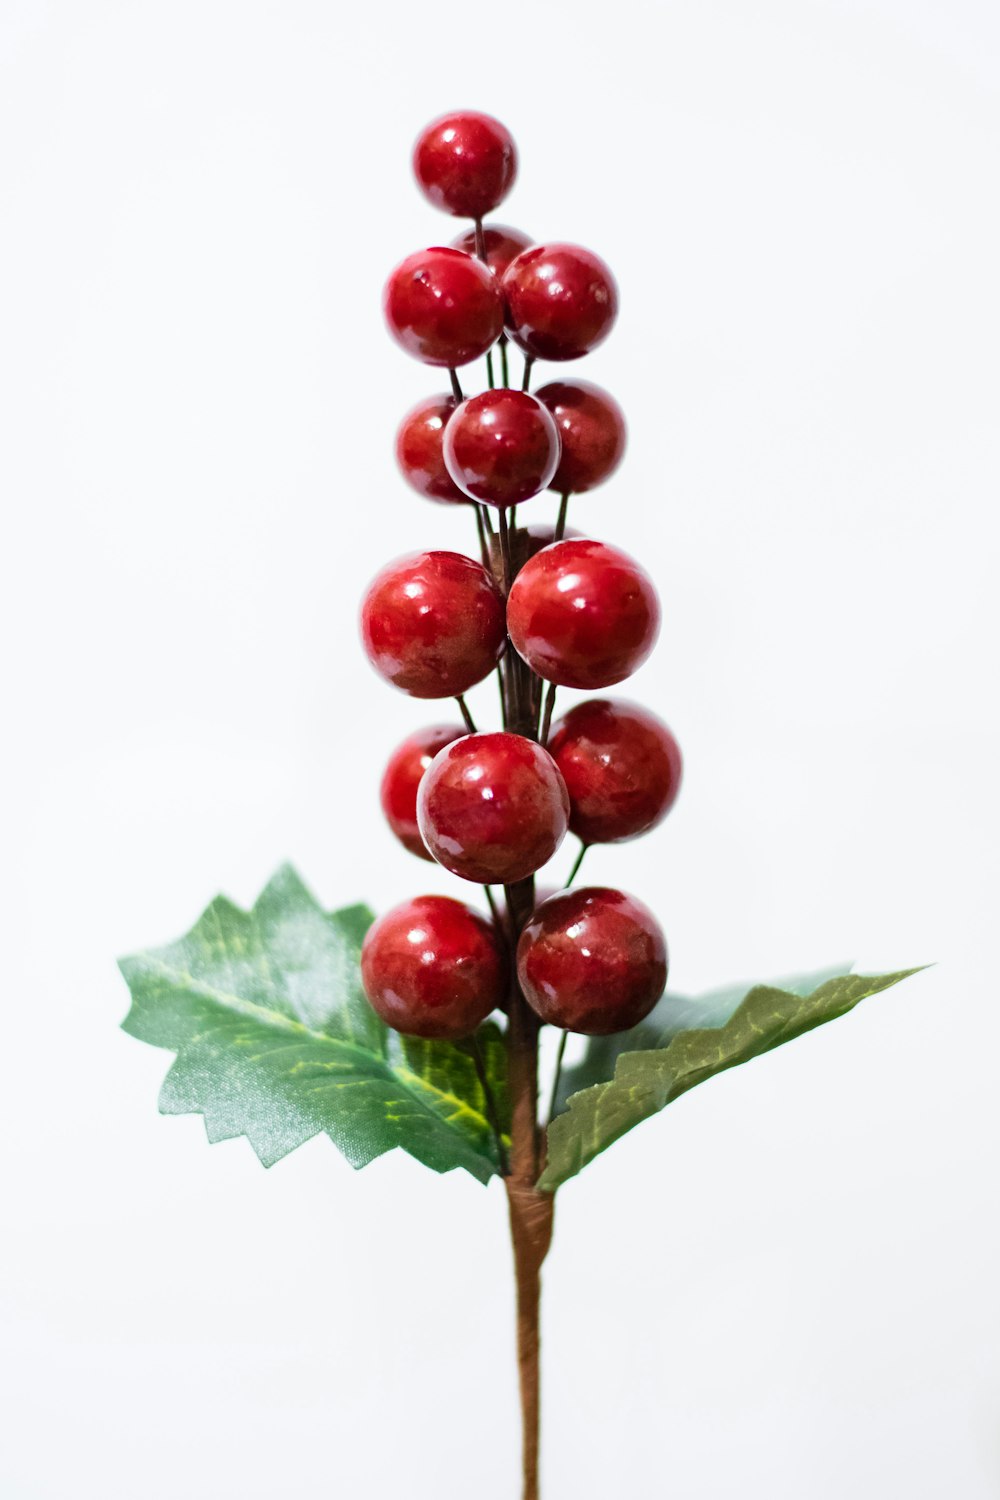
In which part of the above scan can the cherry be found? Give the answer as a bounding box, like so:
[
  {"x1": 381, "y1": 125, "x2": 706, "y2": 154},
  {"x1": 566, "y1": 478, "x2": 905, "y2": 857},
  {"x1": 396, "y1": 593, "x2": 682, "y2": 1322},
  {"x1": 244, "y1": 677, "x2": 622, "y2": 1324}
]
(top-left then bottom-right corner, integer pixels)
[
  {"x1": 502, "y1": 243, "x2": 618, "y2": 362},
  {"x1": 443, "y1": 389, "x2": 561, "y2": 508},
  {"x1": 417, "y1": 731, "x2": 570, "y2": 885},
  {"x1": 361, "y1": 895, "x2": 507, "y2": 1040},
  {"x1": 507, "y1": 538, "x2": 660, "y2": 689},
  {"x1": 547, "y1": 699, "x2": 682, "y2": 845},
  {"x1": 360, "y1": 551, "x2": 506, "y2": 698},
  {"x1": 517, "y1": 887, "x2": 667, "y2": 1035},
  {"x1": 395, "y1": 394, "x2": 467, "y2": 505},
  {"x1": 452, "y1": 223, "x2": 533, "y2": 277},
  {"x1": 413, "y1": 111, "x2": 517, "y2": 219},
  {"x1": 536, "y1": 380, "x2": 626, "y2": 494},
  {"x1": 380, "y1": 723, "x2": 466, "y2": 860},
  {"x1": 383, "y1": 247, "x2": 503, "y2": 367}
]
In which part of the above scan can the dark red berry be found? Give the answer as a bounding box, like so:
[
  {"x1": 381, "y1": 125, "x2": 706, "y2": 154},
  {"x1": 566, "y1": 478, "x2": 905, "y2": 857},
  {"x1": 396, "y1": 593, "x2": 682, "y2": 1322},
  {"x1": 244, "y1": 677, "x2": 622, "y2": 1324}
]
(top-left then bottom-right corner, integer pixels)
[
  {"x1": 452, "y1": 222, "x2": 533, "y2": 277},
  {"x1": 395, "y1": 394, "x2": 467, "y2": 505},
  {"x1": 417, "y1": 731, "x2": 570, "y2": 884},
  {"x1": 380, "y1": 723, "x2": 466, "y2": 860},
  {"x1": 443, "y1": 389, "x2": 561, "y2": 508},
  {"x1": 537, "y1": 380, "x2": 626, "y2": 494},
  {"x1": 548, "y1": 699, "x2": 682, "y2": 845},
  {"x1": 507, "y1": 538, "x2": 660, "y2": 689},
  {"x1": 383, "y1": 247, "x2": 503, "y2": 367},
  {"x1": 360, "y1": 551, "x2": 506, "y2": 698},
  {"x1": 502, "y1": 243, "x2": 618, "y2": 361},
  {"x1": 517, "y1": 887, "x2": 667, "y2": 1034},
  {"x1": 413, "y1": 111, "x2": 517, "y2": 219},
  {"x1": 361, "y1": 895, "x2": 507, "y2": 1040}
]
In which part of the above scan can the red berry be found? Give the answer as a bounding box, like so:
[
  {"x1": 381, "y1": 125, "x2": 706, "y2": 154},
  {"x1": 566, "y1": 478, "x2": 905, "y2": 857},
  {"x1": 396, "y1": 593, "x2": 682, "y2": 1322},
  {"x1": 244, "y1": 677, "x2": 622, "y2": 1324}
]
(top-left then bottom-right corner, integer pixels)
[
  {"x1": 537, "y1": 380, "x2": 626, "y2": 494},
  {"x1": 395, "y1": 394, "x2": 467, "y2": 505},
  {"x1": 360, "y1": 551, "x2": 506, "y2": 699},
  {"x1": 362, "y1": 895, "x2": 507, "y2": 1040},
  {"x1": 380, "y1": 723, "x2": 466, "y2": 860},
  {"x1": 383, "y1": 248, "x2": 503, "y2": 367},
  {"x1": 502, "y1": 243, "x2": 618, "y2": 362},
  {"x1": 417, "y1": 731, "x2": 570, "y2": 884},
  {"x1": 548, "y1": 699, "x2": 682, "y2": 845},
  {"x1": 413, "y1": 111, "x2": 517, "y2": 219},
  {"x1": 452, "y1": 222, "x2": 533, "y2": 277},
  {"x1": 507, "y1": 538, "x2": 660, "y2": 689},
  {"x1": 443, "y1": 389, "x2": 561, "y2": 508},
  {"x1": 517, "y1": 887, "x2": 667, "y2": 1034}
]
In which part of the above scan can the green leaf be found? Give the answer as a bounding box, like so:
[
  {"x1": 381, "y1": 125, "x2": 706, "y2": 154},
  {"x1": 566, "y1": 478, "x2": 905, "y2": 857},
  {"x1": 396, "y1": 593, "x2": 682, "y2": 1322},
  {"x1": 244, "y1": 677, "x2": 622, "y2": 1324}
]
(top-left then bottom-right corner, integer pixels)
[
  {"x1": 538, "y1": 965, "x2": 925, "y2": 1192},
  {"x1": 120, "y1": 865, "x2": 508, "y2": 1183}
]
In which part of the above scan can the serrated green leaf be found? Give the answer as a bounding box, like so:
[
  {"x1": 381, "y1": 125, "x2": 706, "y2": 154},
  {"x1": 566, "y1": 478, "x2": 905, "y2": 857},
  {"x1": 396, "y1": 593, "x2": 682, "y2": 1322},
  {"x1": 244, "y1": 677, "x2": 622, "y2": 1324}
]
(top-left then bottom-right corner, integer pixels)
[
  {"x1": 539, "y1": 965, "x2": 925, "y2": 1192},
  {"x1": 120, "y1": 865, "x2": 508, "y2": 1183}
]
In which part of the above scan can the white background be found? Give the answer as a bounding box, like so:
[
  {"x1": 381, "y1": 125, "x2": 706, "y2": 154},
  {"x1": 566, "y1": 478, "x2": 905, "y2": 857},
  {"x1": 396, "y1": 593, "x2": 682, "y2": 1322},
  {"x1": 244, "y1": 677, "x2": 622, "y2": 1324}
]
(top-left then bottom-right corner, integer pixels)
[{"x1": 2, "y1": 2, "x2": 998, "y2": 1496}]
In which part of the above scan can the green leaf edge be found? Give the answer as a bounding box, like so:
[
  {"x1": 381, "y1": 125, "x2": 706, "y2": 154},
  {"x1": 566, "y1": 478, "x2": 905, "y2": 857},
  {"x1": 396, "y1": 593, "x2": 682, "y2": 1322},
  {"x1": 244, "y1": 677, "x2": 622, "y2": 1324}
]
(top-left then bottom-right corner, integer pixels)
[
  {"x1": 537, "y1": 965, "x2": 929, "y2": 1193},
  {"x1": 118, "y1": 864, "x2": 506, "y2": 1186}
]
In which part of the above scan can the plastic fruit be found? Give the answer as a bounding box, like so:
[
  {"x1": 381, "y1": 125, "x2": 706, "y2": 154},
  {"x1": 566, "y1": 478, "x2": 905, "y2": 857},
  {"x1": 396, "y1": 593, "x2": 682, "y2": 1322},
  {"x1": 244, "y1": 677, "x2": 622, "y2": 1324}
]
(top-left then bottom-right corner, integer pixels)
[
  {"x1": 502, "y1": 243, "x2": 618, "y2": 361},
  {"x1": 452, "y1": 222, "x2": 533, "y2": 276},
  {"x1": 395, "y1": 394, "x2": 467, "y2": 504},
  {"x1": 381, "y1": 723, "x2": 466, "y2": 859},
  {"x1": 413, "y1": 111, "x2": 517, "y2": 219},
  {"x1": 516, "y1": 886, "x2": 667, "y2": 1033},
  {"x1": 361, "y1": 894, "x2": 507, "y2": 1039},
  {"x1": 537, "y1": 379, "x2": 626, "y2": 494},
  {"x1": 547, "y1": 699, "x2": 682, "y2": 845},
  {"x1": 383, "y1": 247, "x2": 503, "y2": 367},
  {"x1": 506, "y1": 538, "x2": 660, "y2": 688},
  {"x1": 360, "y1": 551, "x2": 506, "y2": 698},
  {"x1": 418, "y1": 731, "x2": 570, "y2": 884},
  {"x1": 443, "y1": 389, "x2": 561, "y2": 507}
]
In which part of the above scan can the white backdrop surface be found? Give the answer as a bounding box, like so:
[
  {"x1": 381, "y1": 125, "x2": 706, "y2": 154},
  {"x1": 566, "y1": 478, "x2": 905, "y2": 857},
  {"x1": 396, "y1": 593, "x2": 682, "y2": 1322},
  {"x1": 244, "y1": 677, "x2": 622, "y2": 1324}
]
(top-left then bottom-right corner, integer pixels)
[{"x1": 1, "y1": 2, "x2": 998, "y2": 1496}]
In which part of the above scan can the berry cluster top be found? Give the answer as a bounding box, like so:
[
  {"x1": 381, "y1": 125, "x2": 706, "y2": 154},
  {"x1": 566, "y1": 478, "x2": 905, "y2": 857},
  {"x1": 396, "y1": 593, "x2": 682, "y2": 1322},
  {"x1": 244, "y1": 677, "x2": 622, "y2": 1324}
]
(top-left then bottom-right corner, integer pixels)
[{"x1": 360, "y1": 112, "x2": 681, "y2": 1050}]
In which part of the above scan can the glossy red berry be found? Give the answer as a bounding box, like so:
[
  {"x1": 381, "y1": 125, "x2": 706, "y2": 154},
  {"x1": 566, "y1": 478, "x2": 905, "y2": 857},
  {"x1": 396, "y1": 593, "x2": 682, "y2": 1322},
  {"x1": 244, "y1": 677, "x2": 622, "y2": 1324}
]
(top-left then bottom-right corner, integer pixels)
[
  {"x1": 361, "y1": 895, "x2": 507, "y2": 1040},
  {"x1": 360, "y1": 551, "x2": 506, "y2": 699},
  {"x1": 418, "y1": 731, "x2": 570, "y2": 884},
  {"x1": 507, "y1": 538, "x2": 660, "y2": 689},
  {"x1": 537, "y1": 380, "x2": 626, "y2": 494},
  {"x1": 383, "y1": 248, "x2": 503, "y2": 367},
  {"x1": 502, "y1": 243, "x2": 618, "y2": 362},
  {"x1": 413, "y1": 111, "x2": 517, "y2": 219},
  {"x1": 517, "y1": 887, "x2": 667, "y2": 1035},
  {"x1": 395, "y1": 394, "x2": 467, "y2": 505},
  {"x1": 443, "y1": 389, "x2": 561, "y2": 508},
  {"x1": 548, "y1": 699, "x2": 682, "y2": 845},
  {"x1": 452, "y1": 222, "x2": 533, "y2": 277},
  {"x1": 380, "y1": 723, "x2": 466, "y2": 860}
]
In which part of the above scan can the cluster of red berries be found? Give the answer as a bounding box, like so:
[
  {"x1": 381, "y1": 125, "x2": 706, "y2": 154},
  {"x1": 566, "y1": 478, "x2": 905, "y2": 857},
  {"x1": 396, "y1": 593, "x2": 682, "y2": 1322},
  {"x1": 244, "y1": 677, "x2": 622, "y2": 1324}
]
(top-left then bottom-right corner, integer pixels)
[{"x1": 359, "y1": 111, "x2": 681, "y2": 1048}]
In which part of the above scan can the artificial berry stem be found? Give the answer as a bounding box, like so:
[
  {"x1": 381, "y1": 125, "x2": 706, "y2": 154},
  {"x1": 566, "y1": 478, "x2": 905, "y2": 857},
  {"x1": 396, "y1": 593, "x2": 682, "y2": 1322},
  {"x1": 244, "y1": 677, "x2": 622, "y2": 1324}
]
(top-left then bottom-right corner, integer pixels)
[
  {"x1": 497, "y1": 506, "x2": 514, "y2": 593},
  {"x1": 539, "y1": 682, "x2": 557, "y2": 747},
  {"x1": 546, "y1": 1029, "x2": 569, "y2": 1132},
  {"x1": 500, "y1": 337, "x2": 510, "y2": 388},
  {"x1": 456, "y1": 695, "x2": 477, "y2": 733},
  {"x1": 449, "y1": 367, "x2": 463, "y2": 402},
  {"x1": 521, "y1": 356, "x2": 534, "y2": 392},
  {"x1": 554, "y1": 492, "x2": 570, "y2": 542},
  {"x1": 474, "y1": 504, "x2": 490, "y2": 567},
  {"x1": 565, "y1": 841, "x2": 587, "y2": 887}
]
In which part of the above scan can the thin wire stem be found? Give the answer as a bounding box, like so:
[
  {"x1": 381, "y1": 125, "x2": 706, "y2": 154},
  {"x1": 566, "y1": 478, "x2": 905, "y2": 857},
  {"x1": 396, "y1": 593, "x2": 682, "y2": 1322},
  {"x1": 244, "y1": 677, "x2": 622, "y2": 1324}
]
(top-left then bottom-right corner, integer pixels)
[
  {"x1": 497, "y1": 506, "x2": 513, "y2": 593},
  {"x1": 539, "y1": 682, "x2": 557, "y2": 746},
  {"x1": 546, "y1": 1030, "x2": 569, "y2": 1130},
  {"x1": 472, "y1": 1033, "x2": 509, "y2": 1176},
  {"x1": 449, "y1": 367, "x2": 463, "y2": 403},
  {"x1": 555, "y1": 492, "x2": 570, "y2": 542},
  {"x1": 497, "y1": 665, "x2": 510, "y2": 728},
  {"x1": 479, "y1": 502, "x2": 495, "y2": 536},
  {"x1": 456, "y1": 695, "x2": 477, "y2": 734},
  {"x1": 474, "y1": 503, "x2": 490, "y2": 567},
  {"x1": 566, "y1": 841, "x2": 587, "y2": 888},
  {"x1": 521, "y1": 356, "x2": 534, "y2": 392},
  {"x1": 500, "y1": 337, "x2": 510, "y2": 388}
]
